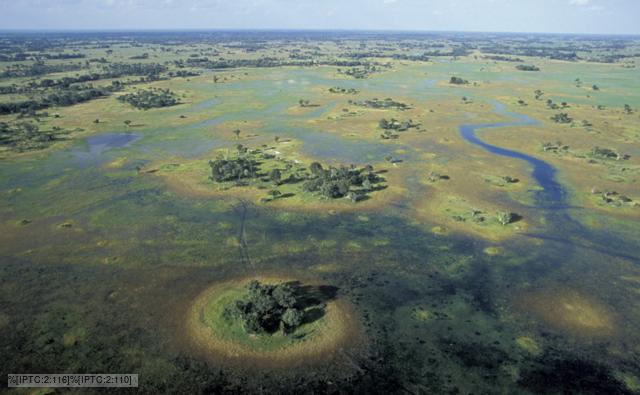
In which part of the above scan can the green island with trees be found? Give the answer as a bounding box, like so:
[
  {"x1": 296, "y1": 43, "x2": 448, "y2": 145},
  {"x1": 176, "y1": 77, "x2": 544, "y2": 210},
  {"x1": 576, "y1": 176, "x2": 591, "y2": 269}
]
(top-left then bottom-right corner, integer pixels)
[
  {"x1": 207, "y1": 144, "x2": 386, "y2": 203},
  {"x1": 117, "y1": 88, "x2": 181, "y2": 110},
  {"x1": 187, "y1": 277, "x2": 360, "y2": 365}
]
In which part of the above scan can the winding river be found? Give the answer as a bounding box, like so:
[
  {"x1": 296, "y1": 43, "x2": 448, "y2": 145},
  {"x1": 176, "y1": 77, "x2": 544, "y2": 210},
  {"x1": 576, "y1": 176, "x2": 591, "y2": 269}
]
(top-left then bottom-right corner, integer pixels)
[
  {"x1": 459, "y1": 102, "x2": 566, "y2": 208},
  {"x1": 460, "y1": 102, "x2": 639, "y2": 263}
]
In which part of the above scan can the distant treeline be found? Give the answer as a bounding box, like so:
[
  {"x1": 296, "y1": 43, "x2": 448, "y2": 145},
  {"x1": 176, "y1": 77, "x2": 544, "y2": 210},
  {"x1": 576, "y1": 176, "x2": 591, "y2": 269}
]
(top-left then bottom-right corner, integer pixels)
[
  {"x1": 483, "y1": 55, "x2": 523, "y2": 62},
  {"x1": 0, "y1": 52, "x2": 86, "y2": 62},
  {"x1": 174, "y1": 57, "x2": 376, "y2": 70},
  {"x1": 0, "y1": 62, "x2": 84, "y2": 78},
  {"x1": 0, "y1": 88, "x2": 109, "y2": 115}
]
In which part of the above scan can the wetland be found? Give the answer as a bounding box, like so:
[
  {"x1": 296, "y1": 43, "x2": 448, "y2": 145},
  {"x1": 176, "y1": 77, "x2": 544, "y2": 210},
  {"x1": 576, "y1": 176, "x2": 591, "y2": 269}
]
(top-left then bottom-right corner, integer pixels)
[{"x1": 0, "y1": 30, "x2": 639, "y2": 393}]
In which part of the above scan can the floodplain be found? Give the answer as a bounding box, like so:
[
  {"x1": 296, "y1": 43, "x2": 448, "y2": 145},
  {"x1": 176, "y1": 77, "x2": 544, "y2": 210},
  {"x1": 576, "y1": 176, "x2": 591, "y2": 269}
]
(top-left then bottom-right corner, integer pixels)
[{"x1": 0, "y1": 31, "x2": 639, "y2": 393}]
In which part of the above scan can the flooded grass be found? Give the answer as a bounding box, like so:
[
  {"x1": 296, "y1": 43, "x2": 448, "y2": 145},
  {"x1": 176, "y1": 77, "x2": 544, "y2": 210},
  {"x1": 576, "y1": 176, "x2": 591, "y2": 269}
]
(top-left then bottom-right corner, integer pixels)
[{"x1": 1, "y1": 47, "x2": 639, "y2": 393}]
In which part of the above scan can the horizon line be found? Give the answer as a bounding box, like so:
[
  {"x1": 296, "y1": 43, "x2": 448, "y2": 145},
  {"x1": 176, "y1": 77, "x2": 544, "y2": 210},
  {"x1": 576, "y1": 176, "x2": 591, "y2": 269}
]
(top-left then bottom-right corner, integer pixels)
[{"x1": 0, "y1": 28, "x2": 638, "y2": 37}]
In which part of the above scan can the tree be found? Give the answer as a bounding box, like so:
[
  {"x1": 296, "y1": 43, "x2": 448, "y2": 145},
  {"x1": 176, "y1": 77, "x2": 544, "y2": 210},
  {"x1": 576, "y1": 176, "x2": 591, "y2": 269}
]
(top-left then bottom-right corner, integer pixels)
[
  {"x1": 281, "y1": 308, "x2": 303, "y2": 334},
  {"x1": 269, "y1": 168, "x2": 282, "y2": 185},
  {"x1": 449, "y1": 76, "x2": 469, "y2": 85},
  {"x1": 124, "y1": 120, "x2": 131, "y2": 128},
  {"x1": 309, "y1": 162, "x2": 324, "y2": 177},
  {"x1": 233, "y1": 129, "x2": 241, "y2": 139},
  {"x1": 268, "y1": 189, "x2": 282, "y2": 200},
  {"x1": 496, "y1": 212, "x2": 516, "y2": 226},
  {"x1": 624, "y1": 104, "x2": 633, "y2": 114},
  {"x1": 272, "y1": 284, "x2": 296, "y2": 308},
  {"x1": 362, "y1": 178, "x2": 372, "y2": 192}
]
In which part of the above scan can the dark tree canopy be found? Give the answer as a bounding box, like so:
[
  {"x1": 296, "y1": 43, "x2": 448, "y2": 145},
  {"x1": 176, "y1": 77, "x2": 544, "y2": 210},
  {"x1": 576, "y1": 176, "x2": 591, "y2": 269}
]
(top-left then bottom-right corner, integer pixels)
[{"x1": 224, "y1": 281, "x2": 308, "y2": 335}]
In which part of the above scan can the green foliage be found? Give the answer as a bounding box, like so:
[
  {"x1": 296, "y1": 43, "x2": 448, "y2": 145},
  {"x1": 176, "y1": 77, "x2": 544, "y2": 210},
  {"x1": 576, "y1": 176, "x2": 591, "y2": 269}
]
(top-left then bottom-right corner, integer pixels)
[
  {"x1": 590, "y1": 146, "x2": 628, "y2": 161},
  {"x1": 302, "y1": 164, "x2": 381, "y2": 199},
  {"x1": 117, "y1": 88, "x2": 180, "y2": 110},
  {"x1": 227, "y1": 281, "x2": 307, "y2": 335},
  {"x1": 208, "y1": 157, "x2": 258, "y2": 182},
  {"x1": 353, "y1": 97, "x2": 411, "y2": 110},
  {"x1": 378, "y1": 118, "x2": 420, "y2": 139},
  {"x1": 449, "y1": 76, "x2": 469, "y2": 85},
  {"x1": 551, "y1": 113, "x2": 572, "y2": 124},
  {"x1": 338, "y1": 65, "x2": 383, "y2": 79},
  {"x1": 0, "y1": 87, "x2": 109, "y2": 115},
  {"x1": 269, "y1": 168, "x2": 282, "y2": 185},
  {"x1": 329, "y1": 86, "x2": 359, "y2": 94},
  {"x1": 516, "y1": 64, "x2": 540, "y2": 71},
  {"x1": 496, "y1": 211, "x2": 516, "y2": 226},
  {"x1": 0, "y1": 121, "x2": 68, "y2": 152}
]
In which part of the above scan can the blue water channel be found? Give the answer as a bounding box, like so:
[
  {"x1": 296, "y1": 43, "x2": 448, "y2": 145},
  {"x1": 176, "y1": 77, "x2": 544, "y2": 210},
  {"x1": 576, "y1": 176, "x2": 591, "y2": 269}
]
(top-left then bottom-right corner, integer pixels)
[{"x1": 459, "y1": 102, "x2": 566, "y2": 208}]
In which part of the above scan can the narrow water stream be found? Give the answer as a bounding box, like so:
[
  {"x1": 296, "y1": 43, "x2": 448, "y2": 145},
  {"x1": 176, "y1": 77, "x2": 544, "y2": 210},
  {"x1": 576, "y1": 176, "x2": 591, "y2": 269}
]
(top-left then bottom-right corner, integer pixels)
[
  {"x1": 459, "y1": 102, "x2": 565, "y2": 208},
  {"x1": 460, "y1": 101, "x2": 639, "y2": 263}
]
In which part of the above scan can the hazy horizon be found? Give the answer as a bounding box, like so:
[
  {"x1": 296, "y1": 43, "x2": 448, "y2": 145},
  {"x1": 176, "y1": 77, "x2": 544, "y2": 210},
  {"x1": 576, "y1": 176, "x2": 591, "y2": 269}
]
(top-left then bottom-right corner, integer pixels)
[{"x1": 1, "y1": 0, "x2": 639, "y2": 35}]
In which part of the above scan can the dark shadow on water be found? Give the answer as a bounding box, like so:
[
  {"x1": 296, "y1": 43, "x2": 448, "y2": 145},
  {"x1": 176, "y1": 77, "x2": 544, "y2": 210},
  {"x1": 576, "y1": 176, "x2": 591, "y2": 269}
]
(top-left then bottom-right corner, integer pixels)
[{"x1": 283, "y1": 281, "x2": 340, "y2": 325}]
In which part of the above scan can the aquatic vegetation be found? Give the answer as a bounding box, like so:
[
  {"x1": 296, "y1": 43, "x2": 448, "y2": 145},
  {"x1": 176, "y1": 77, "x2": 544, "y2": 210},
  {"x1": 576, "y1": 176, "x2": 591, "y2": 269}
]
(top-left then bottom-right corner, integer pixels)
[
  {"x1": 0, "y1": 121, "x2": 70, "y2": 152},
  {"x1": 515, "y1": 336, "x2": 541, "y2": 355},
  {"x1": 518, "y1": 356, "x2": 630, "y2": 394},
  {"x1": 520, "y1": 289, "x2": 617, "y2": 337},
  {"x1": 1, "y1": 30, "x2": 639, "y2": 393},
  {"x1": 483, "y1": 246, "x2": 502, "y2": 256}
]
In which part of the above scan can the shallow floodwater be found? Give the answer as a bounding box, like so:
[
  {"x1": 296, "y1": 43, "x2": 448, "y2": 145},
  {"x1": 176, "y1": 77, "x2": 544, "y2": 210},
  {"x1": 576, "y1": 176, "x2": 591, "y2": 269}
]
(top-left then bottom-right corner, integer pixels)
[{"x1": 1, "y1": 67, "x2": 639, "y2": 393}]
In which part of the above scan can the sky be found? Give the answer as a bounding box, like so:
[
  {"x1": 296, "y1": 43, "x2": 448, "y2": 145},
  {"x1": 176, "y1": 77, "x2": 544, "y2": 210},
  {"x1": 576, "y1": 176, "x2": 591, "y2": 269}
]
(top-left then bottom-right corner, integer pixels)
[{"x1": 0, "y1": 0, "x2": 638, "y2": 35}]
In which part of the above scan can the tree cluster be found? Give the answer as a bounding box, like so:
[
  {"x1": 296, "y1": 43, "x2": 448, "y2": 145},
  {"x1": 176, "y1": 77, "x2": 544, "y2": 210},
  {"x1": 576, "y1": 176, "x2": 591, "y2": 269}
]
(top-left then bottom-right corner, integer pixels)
[
  {"x1": 515, "y1": 64, "x2": 540, "y2": 71},
  {"x1": 550, "y1": 113, "x2": 572, "y2": 124},
  {"x1": 0, "y1": 121, "x2": 68, "y2": 152},
  {"x1": 0, "y1": 87, "x2": 109, "y2": 115},
  {"x1": 329, "y1": 87, "x2": 359, "y2": 94},
  {"x1": 224, "y1": 281, "x2": 306, "y2": 335},
  {"x1": 302, "y1": 162, "x2": 381, "y2": 200},
  {"x1": 117, "y1": 88, "x2": 180, "y2": 110},
  {"x1": 208, "y1": 156, "x2": 258, "y2": 182},
  {"x1": 449, "y1": 76, "x2": 469, "y2": 85},
  {"x1": 352, "y1": 97, "x2": 411, "y2": 110},
  {"x1": 337, "y1": 65, "x2": 384, "y2": 79},
  {"x1": 590, "y1": 146, "x2": 629, "y2": 161}
]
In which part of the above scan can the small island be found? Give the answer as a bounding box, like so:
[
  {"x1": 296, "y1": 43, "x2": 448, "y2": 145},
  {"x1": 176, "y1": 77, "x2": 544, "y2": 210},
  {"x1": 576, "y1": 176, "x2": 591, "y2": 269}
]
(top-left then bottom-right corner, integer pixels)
[
  {"x1": 224, "y1": 280, "x2": 316, "y2": 336},
  {"x1": 208, "y1": 144, "x2": 386, "y2": 203},
  {"x1": 186, "y1": 277, "x2": 362, "y2": 367}
]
